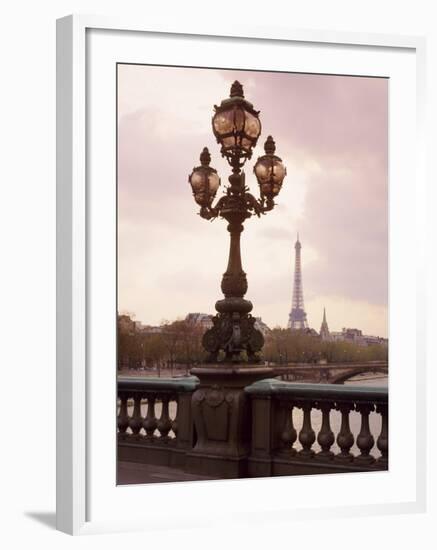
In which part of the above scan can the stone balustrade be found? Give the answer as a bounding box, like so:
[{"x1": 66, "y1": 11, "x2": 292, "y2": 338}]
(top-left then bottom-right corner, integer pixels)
[
  {"x1": 117, "y1": 375, "x2": 388, "y2": 480},
  {"x1": 117, "y1": 376, "x2": 199, "y2": 470},
  {"x1": 245, "y1": 379, "x2": 388, "y2": 477}
]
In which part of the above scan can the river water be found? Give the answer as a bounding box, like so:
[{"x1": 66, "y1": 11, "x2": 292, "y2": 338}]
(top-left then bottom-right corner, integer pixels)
[{"x1": 124, "y1": 374, "x2": 388, "y2": 458}]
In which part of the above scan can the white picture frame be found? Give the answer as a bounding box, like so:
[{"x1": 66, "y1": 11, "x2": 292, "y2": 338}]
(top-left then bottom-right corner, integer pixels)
[{"x1": 56, "y1": 14, "x2": 427, "y2": 535}]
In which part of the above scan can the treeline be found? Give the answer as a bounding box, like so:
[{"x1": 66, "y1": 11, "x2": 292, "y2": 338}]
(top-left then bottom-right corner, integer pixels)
[
  {"x1": 118, "y1": 320, "x2": 388, "y2": 372},
  {"x1": 263, "y1": 328, "x2": 388, "y2": 364},
  {"x1": 118, "y1": 319, "x2": 205, "y2": 373}
]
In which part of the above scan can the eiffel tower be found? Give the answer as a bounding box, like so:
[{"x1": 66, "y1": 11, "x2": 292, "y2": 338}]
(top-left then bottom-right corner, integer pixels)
[{"x1": 287, "y1": 234, "x2": 308, "y2": 330}]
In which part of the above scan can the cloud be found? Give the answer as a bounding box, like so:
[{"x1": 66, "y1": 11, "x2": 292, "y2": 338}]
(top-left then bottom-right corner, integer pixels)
[{"x1": 117, "y1": 65, "x2": 388, "y2": 336}]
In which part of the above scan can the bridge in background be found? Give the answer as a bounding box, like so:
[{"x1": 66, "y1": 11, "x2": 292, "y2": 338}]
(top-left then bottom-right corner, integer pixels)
[{"x1": 274, "y1": 361, "x2": 388, "y2": 384}]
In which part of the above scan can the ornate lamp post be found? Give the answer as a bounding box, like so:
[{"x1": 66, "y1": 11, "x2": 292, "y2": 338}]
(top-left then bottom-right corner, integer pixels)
[
  {"x1": 185, "y1": 81, "x2": 287, "y2": 477},
  {"x1": 188, "y1": 80, "x2": 286, "y2": 364}
]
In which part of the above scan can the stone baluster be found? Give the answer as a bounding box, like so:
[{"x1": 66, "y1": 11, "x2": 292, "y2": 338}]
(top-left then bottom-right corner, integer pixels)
[
  {"x1": 316, "y1": 401, "x2": 335, "y2": 459},
  {"x1": 298, "y1": 402, "x2": 316, "y2": 457},
  {"x1": 143, "y1": 395, "x2": 158, "y2": 439},
  {"x1": 376, "y1": 403, "x2": 388, "y2": 466},
  {"x1": 171, "y1": 396, "x2": 178, "y2": 439},
  {"x1": 117, "y1": 393, "x2": 129, "y2": 436},
  {"x1": 355, "y1": 403, "x2": 375, "y2": 464},
  {"x1": 280, "y1": 402, "x2": 297, "y2": 455},
  {"x1": 128, "y1": 392, "x2": 144, "y2": 437},
  {"x1": 157, "y1": 395, "x2": 172, "y2": 440},
  {"x1": 335, "y1": 403, "x2": 354, "y2": 461}
]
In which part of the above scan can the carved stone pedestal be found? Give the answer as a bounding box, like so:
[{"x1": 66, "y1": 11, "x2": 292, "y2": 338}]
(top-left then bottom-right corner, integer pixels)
[{"x1": 184, "y1": 364, "x2": 273, "y2": 478}]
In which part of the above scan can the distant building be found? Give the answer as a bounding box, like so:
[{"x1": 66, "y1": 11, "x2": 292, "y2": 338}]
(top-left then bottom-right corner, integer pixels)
[
  {"x1": 319, "y1": 307, "x2": 330, "y2": 341},
  {"x1": 185, "y1": 312, "x2": 213, "y2": 330},
  {"x1": 288, "y1": 235, "x2": 309, "y2": 330},
  {"x1": 362, "y1": 335, "x2": 388, "y2": 347},
  {"x1": 342, "y1": 328, "x2": 363, "y2": 343},
  {"x1": 254, "y1": 317, "x2": 271, "y2": 336},
  {"x1": 115, "y1": 314, "x2": 163, "y2": 335},
  {"x1": 330, "y1": 327, "x2": 387, "y2": 347},
  {"x1": 185, "y1": 312, "x2": 270, "y2": 336},
  {"x1": 135, "y1": 323, "x2": 163, "y2": 334}
]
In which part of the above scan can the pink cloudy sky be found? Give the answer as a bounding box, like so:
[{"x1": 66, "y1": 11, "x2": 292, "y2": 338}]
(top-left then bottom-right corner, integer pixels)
[{"x1": 117, "y1": 64, "x2": 388, "y2": 337}]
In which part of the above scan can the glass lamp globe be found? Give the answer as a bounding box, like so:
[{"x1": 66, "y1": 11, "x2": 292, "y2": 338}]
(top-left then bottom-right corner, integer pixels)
[
  {"x1": 188, "y1": 147, "x2": 220, "y2": 207},
  {"x1": 254, "y1": 136, "x2": 286, "y2": 198},
  {"x1": 212, "y1": 80, "x2": 261, "y2": 165}
]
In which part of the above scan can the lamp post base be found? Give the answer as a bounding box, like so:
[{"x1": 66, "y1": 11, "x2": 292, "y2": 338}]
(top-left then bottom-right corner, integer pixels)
[
  {"x1": 184, "y1": 364, "x2": 273, "y2": 478},
  {"x1": 202, "y1": 298, "x2": 265, "y2": 363}
]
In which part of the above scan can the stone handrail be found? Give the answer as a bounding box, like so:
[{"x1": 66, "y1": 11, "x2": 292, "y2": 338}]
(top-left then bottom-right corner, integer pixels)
[
  {"x1": 117, "y1": 376, "x2": 199, "y2": 466},
  {"x1": 245, "y1": 379, "x2": 388, "y2": 477},
  {"x1": 117, "y1": 375, "x2": 388, "y2": 479}
]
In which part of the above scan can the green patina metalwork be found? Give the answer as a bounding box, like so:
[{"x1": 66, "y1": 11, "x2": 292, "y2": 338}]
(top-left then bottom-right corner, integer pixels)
[{"x1": 245, "y1": 379, "x2": 388, "y2": 404}]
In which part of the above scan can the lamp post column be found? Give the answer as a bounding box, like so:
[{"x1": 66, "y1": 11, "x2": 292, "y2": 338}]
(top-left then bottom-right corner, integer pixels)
[
  {"x1": 200, "y1": 168, "x2": 268, "y2": 364},
  {"x1": 185, "y1": 81, "x2": 287, "y2": 478},
  {"x1": 221, "y1": 219, "x2": 247, "y2": 299}
]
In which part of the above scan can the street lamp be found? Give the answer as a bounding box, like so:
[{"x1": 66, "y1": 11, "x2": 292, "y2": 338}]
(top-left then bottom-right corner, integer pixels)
[
  {"x1": 188, "y1": 80, "x2": 287, "y2": 363},
  {"x1": 212, "y1": 80, "x2": 261, "y2": 167},
  {"x1": 254, "y1": 135, "x2": 287, "y2": 200},
  {"x1": 189, "y1": 147, "x2": 221, "y2": 207}
]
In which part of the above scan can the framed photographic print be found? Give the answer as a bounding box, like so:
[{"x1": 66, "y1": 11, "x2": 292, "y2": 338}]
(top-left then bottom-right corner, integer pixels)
[{"x1": 56, "y1": 15, "x2": 426, "y2": 535}]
